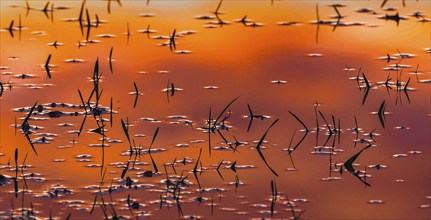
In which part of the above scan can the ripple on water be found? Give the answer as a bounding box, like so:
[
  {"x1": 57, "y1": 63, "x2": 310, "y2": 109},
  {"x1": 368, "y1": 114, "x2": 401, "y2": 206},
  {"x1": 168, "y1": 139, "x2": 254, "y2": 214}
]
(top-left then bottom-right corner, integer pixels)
[
  {"x1": 14, "y1": 74, "x2": 35, "y2": 79},
  {"x1": 48, "y1": 42, "x2": 64, "y2": 47},
  {"x1": 285, "y1": 167, "x2": 298, "y2": 172},
  {"x1": 108, "y1": 139, "x2": 123, "y2": 143},
  {"x1": 86, "y1": 164, "x2": 102, "y2": 168},
  {"x1": 175, "y1": 143, "x2": 189, "y2": 148},
  {"x1": 395, "y1": 126, "x2": 410, "y2": 130},
  {"x1": 134, "y1": 134, "x2": 146, "y2": 137},
  {"x1": 293, "y1": 198, "x2": 309, "y2": 203},
  {"x1": 32, "y1": 31, "x2": 47, "y2": 35},
  {"x1": 393, "y1": 53, "x2": 415, "y2": 59},
  {"x1": 258, "y1": 210, "x2": 279, "y2": 215},
  {"x1": 194, "y1": 15, "x2": 215, "y2": 20},
  {"x1": 58, "y1": 200, "x2": 86, "y2": 205},
  {"x1": 137, "y1": 28, "x2": 157, "y2": 34},
  {"x1": 270, "y1": 80, "x2": 287, "y2": 84},
  {"x1": 88, "y1": 143, "x2": 110, "y2": 148},
  {"x1": 75, "y1": 154, "x2": 93, "y2": 158},
  {"x1": 368, "y1": 200, "x2": 384, "y2": 204},
  {"x1": 382, "y1": 7, "x2": 397, "y2": 11},
  {"x1": 64, "y1": 59, "x2": 85, "y2": 63},
  {"x1": 207, "y1": 20, "x2": 231, "y2": 25},
  {"x1": 225, "y1": 165, "x2": 256, "y2": 169},
  {"x1": 277, "y1": 21, "x2": 302, "y2": 26},
  {"x1": 174, "y1": 50, "x2": 192, "y2": 54},
  {"x1": 139, "y1": 13, "x2": 155, "y2": 17},
  {"x1": 321, "y1": 177, "x2": 342, "y2": 181},
  {"x1": 219, "y1": 207, "x2": 237, "y2": 212},
  {"x1": 203, "y1": 85, "x2": 220, "y2": 90},
  {"x1": 177, "y1": 30, "x2": 197, "y2": 36},
  {"x1": 204, "y1": 24, "x2": 218, "y2": 28},
  {"x1": 57, "y1": 145, "x2": 72, "y2": 149},
  {"x1": 392, "y1": 154, "x2": 408, "y2": 158},
  {"x1": 355, "y1": 8, "x2": 375, "y2": 13},
  {"x1": 152, "y1": 35, "x2": 170, "y2": 40},
  {"x1": 244, "y1": 22, "x2": 264, "y2": 27},
  {"x1": 307, "y1": 53, "x2": 323, "y2": 57},
  {"x1": 81, "y1": 39, "x2": 101, "y2": 44},
  {"x1": 368, "y1": 164, "x2": 387, "y2": 169},
  {"x1": 419, "y1": 204, "x2": 430, "y2": 209},
  {"x1": 96, "y1": 34, "x2": 116, "y2": 38},
  {"x1": 409, "y1": 150, "x2": 422, "y2": 154},
  {"x1": 162, "y1": 86, "x2": 184, "y2": 94},
  {"x1": 250, "y1": 204, "x2": 268, "y2": 208},
  {"x1": 35, "y1": 184, "x2": 74, "y2": 199}
]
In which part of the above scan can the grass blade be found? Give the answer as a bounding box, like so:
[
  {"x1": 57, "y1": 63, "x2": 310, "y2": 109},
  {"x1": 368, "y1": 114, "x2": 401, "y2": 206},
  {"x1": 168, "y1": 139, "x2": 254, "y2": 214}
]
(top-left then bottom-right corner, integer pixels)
[
  {"x1": 362, "y1": 86, "x2": 370, "y2": 106},
  {"x1": 15, "y1": 116, "x2": 17, "y2": 135},
  {"x1": 247, "y1": 104, "x2": 254, "y2": 132},
  {"x1": 77, "y1": 89, "x2": 87, "y2": 137},
  {"x1": 362, "y1": 72, "x2": 370, "y2": 89},
  {"x1": 378, "y1": 100, "x2": 386, "y2": 128},
  {"x1": 121, "y1": 161, "x2": 130, "y2": 179},
  {"x1": 22, "y1": 102, "x2": 38, "y2": 155},
  {"x1": 333, "y1": 4, "x2": 341, "y2": 18},
  {"x1": 381, "y1": 0, "x2": 388, "y2": 8},
  {"x1": 404, "y1": 77, "x2": 411, "y2": 92},
  {"x1": 193, "y1": 169, "x2": 202, "y2": 190},
  {"x1": 25, "y1": 134, "x2": 38, "y2": 155},
  {"x1": 120, "y1": 118, "x2": 131, "y2": 146},
  {"x1": 288, "y1": 111, "x2": 310, "y2": 152},
  {"x1": 147, "y1": 127, "x2": 160, "y2": 173},
  {"x1": 78, "y1": 114, "x2": 87, "y2": 137},
  {"x1": 171, "y1": 158, "x2": 177, "y2": 174},
  {"x1": 208, "y1": 107, "x2": 212, "y2": 157},
  {"x1": 133, "y1": 82, "x2": 139, "y2": 108},
  {"x1": 149, "y1": 153, "x2": 158, "y2": 173},
  {"x1": 0, "y1": 82, "x2": 3, "y2": 97},
  {"x1": 93, "y1": 58, "x2": 100, "y2": 99},
  {"x1": 289, "y1": 111, "x2": 309, "y2": 132},
  {"x1": 193, "y1": 148, "x2": 202, "y2": 173},
  {"x1": 109, "y1": 47, "x2": 113, "y2": 74},
  {"x1": 169, "y1": 29, "x2": 176, "y2": 52},
  {"x1": 216, "y1": 160, "x2": 224, "y2": 180},
  {"x1": 235, "y1": 175, "x2": 239, "y2": 192},
  {"x1": 166, "y1": 80, "x2": 170, "y2": 104},
  {"x1": 256, "y1": 119, "x2": 279, "y2": 176},
  {"x1": 45, "y1": 54, "x2": 52, "y2": 79},
  {"x1": 85, "y1": 8, "x2": 91, "y2": 41},
  {"x1": 171, "y1": 83, "x2": 175, "y2": 97},
  {"x1": 318, "y1": 111, "x2": 332, "y2": 134},
  {"x1": 14, "y1": 148, "x2": 18, "y2": 198},
  {"x1": 344, "y1": 144, "x2": 372, "y2": 186},
  {"x1": 110, "y1": 97, "x2": 113, "y2": 127},
  {"x1": 22, "y1": 101, "x2": 38, "y2": 128},
  {"x1": 126, "y1": 194, "x2": 134, "y2": 216},
  {"x1": 133, "y1": 94, "x2": 139, "y2": 109},
  {"x1": 149, "y1": 127, "x2": 159, "y2": 149},
  {"x1": 214, "y1": 0, "x2": 223, "y2": 14},
  {"x1": 215, "y1": 97, "x2": 239, "y2": 124},
  {"x1": 230, "y1": 161, "x2": 237, "y2": 173}
]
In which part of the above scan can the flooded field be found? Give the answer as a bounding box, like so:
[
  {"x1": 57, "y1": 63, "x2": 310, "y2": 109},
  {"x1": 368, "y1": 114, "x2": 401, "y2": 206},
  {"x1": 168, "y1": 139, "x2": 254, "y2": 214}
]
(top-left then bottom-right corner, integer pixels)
[{"x1": 0, "y1": 0, "x2": 430, "y2": 219}]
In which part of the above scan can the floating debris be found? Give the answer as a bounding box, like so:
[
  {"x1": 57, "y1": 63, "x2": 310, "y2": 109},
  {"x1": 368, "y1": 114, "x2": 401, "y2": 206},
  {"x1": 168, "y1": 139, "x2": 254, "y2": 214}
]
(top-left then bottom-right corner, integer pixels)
[{"x1": 35, "y1": 184, "x2": 74, "y2": 199}]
